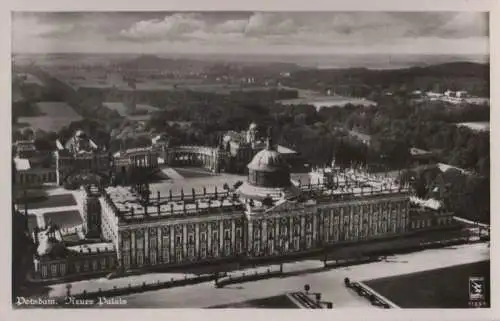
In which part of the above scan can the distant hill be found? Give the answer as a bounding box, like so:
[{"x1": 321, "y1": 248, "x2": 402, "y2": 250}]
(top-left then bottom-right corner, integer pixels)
[
  {"x1": 285, "y1": 62, "x2": 490, "y2": 97},
  {"x1": 114, "y1": 54, "x2": 304, "y2": 75},
  {"x1": 114, "y1": 54, "x2": 210, "y2": 73}
]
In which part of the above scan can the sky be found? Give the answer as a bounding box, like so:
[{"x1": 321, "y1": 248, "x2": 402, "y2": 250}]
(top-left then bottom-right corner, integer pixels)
[{"x1": 11, "y1": 12, "x2": 489, "y2": 55}]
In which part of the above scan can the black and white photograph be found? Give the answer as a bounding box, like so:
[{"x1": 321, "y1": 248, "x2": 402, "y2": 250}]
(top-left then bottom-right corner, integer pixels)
[{"x1": 10, "y1": 9, "x2": 491, "y2": 310}]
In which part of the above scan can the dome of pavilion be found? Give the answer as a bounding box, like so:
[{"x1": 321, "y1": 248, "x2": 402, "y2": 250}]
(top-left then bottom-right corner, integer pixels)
[
  {"x1": 247, "y1": 148, "x2": 288, "y2": 172},
  {"x1": 237, "y1": 135, "x2": 299, "y2": 201}
]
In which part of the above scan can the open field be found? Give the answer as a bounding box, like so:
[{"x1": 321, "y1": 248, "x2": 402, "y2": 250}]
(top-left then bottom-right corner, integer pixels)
[
  {"x1": 365, "y1": 260, "x2": 490, "y2": 308},
  {"x1": 17, "y1": 73, "x2": 45, "y2": 87},
  {"x1": 16, "y1": 102, "x2": 82, "y2": 132},
  {"x1": 36, "y1": 102, "x2": 81, "y2": 118}
]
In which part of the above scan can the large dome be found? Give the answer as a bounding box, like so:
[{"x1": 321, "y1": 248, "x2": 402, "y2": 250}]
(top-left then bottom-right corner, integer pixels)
[
  {"x1": 247, "y1": 148, "x2": 288, "y2": 172},
  {"x1": 237, "y1": 133, "x2": 298, "y2": 201}
]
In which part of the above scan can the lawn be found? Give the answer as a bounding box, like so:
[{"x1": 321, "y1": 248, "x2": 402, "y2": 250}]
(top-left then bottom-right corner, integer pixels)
[
  {"x1": 16, "y1": 102, "x2": 82, "y2": 132},
  {"x1": 43, "y1": 210, "x2": 83, "y2": 229},
  {"x1": 365, "y1": 261, "x2": 490, "y2": 308},
  {"x1": 207, "y1": 294, "x2": 299, "y2": 309},
  {"x1": 26, "y1": 194, "x2": 76, "y2": 210}
]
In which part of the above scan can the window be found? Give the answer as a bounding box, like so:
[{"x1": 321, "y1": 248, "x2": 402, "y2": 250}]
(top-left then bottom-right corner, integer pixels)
[
  {"x1": 188, "y1": 247, "x2": 195, "y2": 259},
  {"x1": 201, "y1": 232, "x2": 207, "y2": 242},
  {"x1": 51, "y1": 264, "x2": 57, "y2": 277},
  {"x1": 224, "y1": 230, "x2": 231, "y2": 241},
  {"x1": 123, "y1": 239, "x2": 130, "y2": 250},
  {"x1": 150, "y1": 238, "x2": 157, "y2": 249},
  {"x1": 176, "y1": 249, "x2": 183, "y2": 262},
  {"x1": 150, "y1": 251, "x2": 157, "y2": 265},
  {"x1": 136, "y1": 236, "x2": 144, "y2": 249},
  {"x1": 294, "y1": 225, "x2": 300, "y2": 236},
  {"x1": 74, "y1": 263, "x2": 81, "y2": 273},
  {"x1": 200, "y1": 245, "x2": 207, "y2": 258},
  {"x1": 294, "y1": 238, "x2": 300, "y2": 251},
  {"x1": 176, "y1": 235, "x2": 182, "y2": 245},
  {"x1": 60, "y1": 263, "x2": 66, "y2": 276},
  {"x1": 123, "y1": 255, "x2": 130, "y2": 268},
  {"x1": 137, "y1": 252, "x2": 144, "y2": 266},
  {"x1": 224, "y1": 243, "x2": 231, "y2": 256},
  {"x1": 101, "y1": 258, "x2": 107, "y2": 269},
  {"x1": 212, "y1": 243, "x2": 219, "y2": 257},
  {"x1": 41, "y1": 265, "x2": 48, "y2": 278},
  {"x1": 162, "y1": 236, "x2": 170, "y2": 257}
]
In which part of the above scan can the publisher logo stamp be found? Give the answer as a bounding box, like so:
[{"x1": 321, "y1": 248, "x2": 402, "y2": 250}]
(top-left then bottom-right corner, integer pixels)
[
  {"x1": 469, "y1": 277, "x2": 485, "y2": 301},
  {"x1": 468, "y1": 276, "x2": 487, "y2": 307}
]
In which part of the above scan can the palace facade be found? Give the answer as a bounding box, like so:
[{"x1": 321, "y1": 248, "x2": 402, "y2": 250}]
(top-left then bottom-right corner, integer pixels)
[{"x1": 81, "y1": 137, "x2": 456, "y2": 273}]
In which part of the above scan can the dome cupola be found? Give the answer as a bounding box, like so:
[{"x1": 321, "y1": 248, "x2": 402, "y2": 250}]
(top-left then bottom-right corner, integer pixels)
[{"x1": 237, "y1": 127, "x2": 299, "y2": 201}]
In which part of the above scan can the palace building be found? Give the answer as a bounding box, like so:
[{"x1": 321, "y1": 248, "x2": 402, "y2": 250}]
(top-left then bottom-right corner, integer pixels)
[
  {"x1": 55, "y1": 130, "x2": 111, "y2": 186},
  {"x1": 22, "y1": 128, "x2": 459, "y2": 281},
  {"x1": 26, "y1": 136, "x2": 457, "y2": 280},
  {"x1": 54, "y1": 130, "x2": 160, "y2": 187}
]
